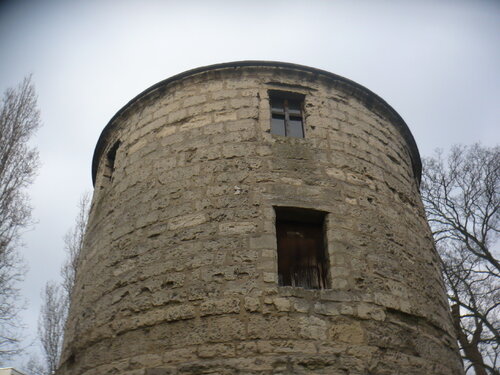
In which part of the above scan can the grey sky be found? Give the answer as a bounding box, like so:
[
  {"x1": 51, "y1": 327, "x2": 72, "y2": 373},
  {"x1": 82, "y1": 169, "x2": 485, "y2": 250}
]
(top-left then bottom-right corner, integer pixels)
[{"x1": 0, "y1": 0, "x2": 499, "y2": 368}]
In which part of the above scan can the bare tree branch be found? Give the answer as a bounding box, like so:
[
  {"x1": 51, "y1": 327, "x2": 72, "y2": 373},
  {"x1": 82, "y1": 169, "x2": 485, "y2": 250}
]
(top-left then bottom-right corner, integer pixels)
[
  {"x1": 0, "y1": 76, "x2": 41, "y2": 363},
  {"x1": 421, "y1": 144, "x2": 499, "y2": 375},
  {"x1": 38, "y1": 192, "x2": 90, "y2": 374},
  {"x1": 23, "y1": 354, "x2": 46, "y2": 375},
  {"x1": 38, "y1": 282, "x2": 65, "y2": 375},
  {"x1": 61, "y1": 192, "x2": 90, "y2": 304}
]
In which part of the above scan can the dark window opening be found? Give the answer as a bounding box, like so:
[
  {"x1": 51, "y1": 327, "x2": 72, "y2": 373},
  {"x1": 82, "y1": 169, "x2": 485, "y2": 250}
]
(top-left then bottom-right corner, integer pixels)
[
  {"x1": 104, "y1": 141, "x2": 120, "y2": 179},
  {"x1": 274, "y1": 207, "x2": 329, "y2": 289},
  {"x1": 269, "y1": 92, "x2": 305, "y2": 138}
]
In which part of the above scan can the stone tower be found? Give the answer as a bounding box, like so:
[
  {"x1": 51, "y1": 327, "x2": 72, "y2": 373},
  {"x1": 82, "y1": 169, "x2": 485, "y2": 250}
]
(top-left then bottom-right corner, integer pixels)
[{"x1": 59, "y1": 62, "x2": 464, "y2": 375}]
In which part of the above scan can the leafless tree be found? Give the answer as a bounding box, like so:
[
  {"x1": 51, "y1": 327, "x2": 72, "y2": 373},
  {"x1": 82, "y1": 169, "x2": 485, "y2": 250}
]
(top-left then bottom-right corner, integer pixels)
[
  {"x1": 61, "y1": 192, "x2": 90, "y2": 305},
  {"x1": 23, "y1": 353, "x2": 47, "y2": 375},
  {"x1": 37, "y1": 193, "x2": 90, "y2": 373},
  {"x1": 421, "y1": 144, "x2": 499, "y2": 375},
  {"x1": 0, "y1": 76, "x2": 41, "y2": 362},
  {"x1": 38, "y1": 282, "x2": 65, "y2": 375}
]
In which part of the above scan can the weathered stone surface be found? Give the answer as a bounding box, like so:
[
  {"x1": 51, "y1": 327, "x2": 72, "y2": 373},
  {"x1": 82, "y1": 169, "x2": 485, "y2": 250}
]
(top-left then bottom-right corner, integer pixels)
[{"x1": 59, "y1": 62, "x2": 464, "y2": 374}]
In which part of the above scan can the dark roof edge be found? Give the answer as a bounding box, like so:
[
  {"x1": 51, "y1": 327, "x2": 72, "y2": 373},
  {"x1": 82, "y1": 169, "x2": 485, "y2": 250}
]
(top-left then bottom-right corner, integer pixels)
[{"x1": 92, "y1": 60, "x2": 421, "y2": 185}]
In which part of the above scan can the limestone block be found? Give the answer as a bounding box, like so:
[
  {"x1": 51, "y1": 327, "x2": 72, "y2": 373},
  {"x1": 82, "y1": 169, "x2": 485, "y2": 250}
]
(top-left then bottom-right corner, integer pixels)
[
  {"x1": 205, "y1": 316, "x2": 246, "y2": 342},
  {"x1": 293, "y1": 299, "x2": 310, "y2": 313},
  {"x1": 213, "y1": 110, "x2": 237, "y2": 123},
  {"x1": 183, "y1": 94, "x2": 206, "y2": 107},
  {"x1": 219, "y1": 222, "x2": 257, "y2": 235},
  {"x1": 167, "y1": 108, "x2": 188, "y2": 123},
  {"x1": 129, "y1": 354, "x2": 163, "y2": 369},
  {"x1": 298, "y1": 316, "x2": 328, "y2": 340},
  {"x1": 256, "y1": 340, "x2": 316, "y2": 355},
  {"x1": 244, "y1": 297, "x2": 261, "y2": 312},
  {"x1": 168, "y1": 213, "x2": 207, "y2": 230},
  {"x1": 314, "y1": 301, "x2": 340, "y2": 316},
  {"x1": 330, "y1": 321, "x2": 365, "y2": 344},
  {"x1": 262, "y1": 272, "x2": 277, "y2": 283},
  {"x1": 200, "y1": 298, "x2": 240, "y2": 316},
  {"x1": 273, "y1": 297, "x2": 291, "y2": 312},
  {"x1": 197, "y1": 343, "x2": 235, "y2": 358},
  {"x1": 211, "y1": 89, "x2": 239, "y2": 100},
  {"x1": 357, "y1": 303, "x2": 386, "y2": 321},
  {"x1": 162, "y1": 348, "x2": 198, "y2": 364}
]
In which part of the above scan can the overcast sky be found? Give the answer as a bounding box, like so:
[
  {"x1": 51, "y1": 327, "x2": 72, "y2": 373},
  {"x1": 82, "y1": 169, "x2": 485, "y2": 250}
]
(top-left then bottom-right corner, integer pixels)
[{"x1": 0, "y1": 0, "x2": 499, "y2": 368}]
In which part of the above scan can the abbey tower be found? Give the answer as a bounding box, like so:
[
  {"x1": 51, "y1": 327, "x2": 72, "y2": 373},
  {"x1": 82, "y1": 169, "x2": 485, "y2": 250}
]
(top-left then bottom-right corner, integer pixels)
[{"x1": 59, "y1": 62, "x2": 464, "y2": 375}]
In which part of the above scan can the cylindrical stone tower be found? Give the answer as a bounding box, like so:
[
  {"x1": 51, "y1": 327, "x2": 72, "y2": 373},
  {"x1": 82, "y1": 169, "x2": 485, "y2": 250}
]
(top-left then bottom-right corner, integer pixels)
[{"x1": 59, "y1": 61, "x2": 464, "y2": 375}]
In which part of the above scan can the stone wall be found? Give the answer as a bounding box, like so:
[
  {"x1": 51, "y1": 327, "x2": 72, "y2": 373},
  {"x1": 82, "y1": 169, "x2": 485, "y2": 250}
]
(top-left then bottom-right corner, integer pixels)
[{"x1": 59, "y1": 63, "x2": 464, "y2": 375}]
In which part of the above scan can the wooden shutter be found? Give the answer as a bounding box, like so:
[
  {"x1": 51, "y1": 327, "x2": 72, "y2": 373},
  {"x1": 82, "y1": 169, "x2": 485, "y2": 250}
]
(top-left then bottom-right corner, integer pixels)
[{"x1": 277, "y1": 220, "x2": 328, "y2": 289}]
